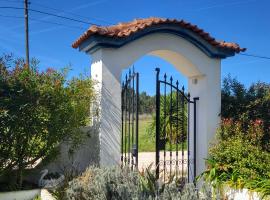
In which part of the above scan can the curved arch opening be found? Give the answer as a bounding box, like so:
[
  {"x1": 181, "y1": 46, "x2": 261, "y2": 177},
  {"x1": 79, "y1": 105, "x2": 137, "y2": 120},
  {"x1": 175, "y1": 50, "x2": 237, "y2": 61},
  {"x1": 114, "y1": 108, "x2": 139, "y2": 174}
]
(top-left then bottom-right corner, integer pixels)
[
  {"x1": 101, "y1": 33, "x2": 209, "y2": 79},
  {"x1": 121, "y1": 54, "x2": 188, "y2": 171}
]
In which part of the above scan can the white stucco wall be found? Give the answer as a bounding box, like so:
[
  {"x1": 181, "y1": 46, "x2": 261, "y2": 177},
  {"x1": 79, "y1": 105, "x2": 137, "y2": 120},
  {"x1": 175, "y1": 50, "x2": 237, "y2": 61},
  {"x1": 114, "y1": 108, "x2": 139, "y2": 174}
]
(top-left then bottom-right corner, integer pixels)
[
  {"x1": 88, "y1": 33, "x2": 221, "y2": 177},
  {"x1": 24, "y1": 126, "x2": 100, "y2": 184},
  {"x1": 45, "y1": 126, "x2": 100, "y2": 172}
]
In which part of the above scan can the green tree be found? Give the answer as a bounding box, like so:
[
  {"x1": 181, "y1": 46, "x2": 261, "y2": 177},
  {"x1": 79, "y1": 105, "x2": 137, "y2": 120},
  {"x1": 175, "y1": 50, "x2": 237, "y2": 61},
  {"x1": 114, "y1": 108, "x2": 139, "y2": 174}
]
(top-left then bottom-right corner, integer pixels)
[
  {"x1": 221, "y1": 75, "x2": 247, "y2": 120},
  {"x1": 221, "y1": 75, "x2": 270, "y2": 151},
  {"x1": 139, "y1": 92, "x2": 155, "y2": 114},
  {"x1": 0, "y1": 54, "x2": 96, "y2": 188}
]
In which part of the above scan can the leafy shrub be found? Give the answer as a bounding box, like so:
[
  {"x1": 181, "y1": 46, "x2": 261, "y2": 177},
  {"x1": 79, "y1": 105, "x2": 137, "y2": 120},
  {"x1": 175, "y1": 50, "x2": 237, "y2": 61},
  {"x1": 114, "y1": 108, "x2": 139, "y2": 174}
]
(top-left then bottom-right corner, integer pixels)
[
  {"x1": 199, "y1": 158, "x2": 270, "y2": 199},
  {"x1": 211, "y1": 119, "x2": 270, "y2": 180},
  {"x1": 55, "y1": 166, "x2": 212, "y2": 200},
  {"x1": 0, "y1": 54, "x2": 96, "y2": 188},
  {"x1": 221, "y1": 75, "x2": 270, "y2": 151},
  {"x1": 66, "y1": 167, "x2": 141, "y2": 200},
  {"x1": 200, "y1": 75, "x2": 270, "y2": 198},
  {"x1": 245, "y1": 178, "x2": 270, "y2": 199},
  {"x1": 51, "y1": 165, "x2": 81, "y2": 200},
  {"x1": 200, "y1": 119, "x2": 270, "y2": 198}
]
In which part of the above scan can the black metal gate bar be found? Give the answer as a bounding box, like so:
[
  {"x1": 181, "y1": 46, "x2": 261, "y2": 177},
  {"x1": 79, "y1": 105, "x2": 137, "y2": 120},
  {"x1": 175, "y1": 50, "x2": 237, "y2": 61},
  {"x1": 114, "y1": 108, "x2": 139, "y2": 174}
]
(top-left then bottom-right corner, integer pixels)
[
  {"x1": 187, "y1": 93, "x2": 191, "y2": 183},
  {"x1": 125, "y1": 75, "x2": 128, "y2": 165},
  {"x1": 155, "y1": 68, "x2": 199, "y2": 183},
  {"x1": 169, "y1": 76, "x2": 173, "y2": 177},
  {"x1": 155, "y1": 68, "x2": 160, "y2": 178},
  {"x1": 121, "y1": 68, "x2": 139, "y2": 169},
  {"x1": 128, "y1": 71, "x2": 131, "y2": 166},
  {"x1": 121, "y1": 83, "x2": 124, "y2": 166},
  {"x1": 163, "y1": 73, "x2": 167, "y2": 181},
  {"x1": 131, "y1": 71, "x2": 135, "y2": 169},
  {"x1": 135, "y1": 73, "x2": 139, "y2": 167},
  {"x1": 176, "y1": 81, "x2": 179, "y2": 178},
  {"x1": 193, "y1": 97, "x2": 199, "y2": 181},
  {"x1": 181, "y1": 86, "x2": 185, "y2": 179}
]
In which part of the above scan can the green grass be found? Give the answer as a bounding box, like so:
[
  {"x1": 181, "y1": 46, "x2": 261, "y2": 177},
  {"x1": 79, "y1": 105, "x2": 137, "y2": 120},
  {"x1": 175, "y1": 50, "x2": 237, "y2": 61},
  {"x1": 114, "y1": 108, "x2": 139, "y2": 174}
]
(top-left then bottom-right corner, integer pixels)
[
  {"x1": 138, "y1": 117, "x2": 187, "y2": 152},
  {"x1": 138, "y1": 118, "x2": 155, "y2": 152}
]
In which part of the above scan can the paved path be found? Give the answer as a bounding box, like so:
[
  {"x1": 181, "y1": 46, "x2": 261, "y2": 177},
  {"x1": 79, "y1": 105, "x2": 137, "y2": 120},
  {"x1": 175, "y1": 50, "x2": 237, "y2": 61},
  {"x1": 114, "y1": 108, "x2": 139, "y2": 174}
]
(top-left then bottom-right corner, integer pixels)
[{"x1": 138, "y1": 151, "x2": 188, "y2": 172}]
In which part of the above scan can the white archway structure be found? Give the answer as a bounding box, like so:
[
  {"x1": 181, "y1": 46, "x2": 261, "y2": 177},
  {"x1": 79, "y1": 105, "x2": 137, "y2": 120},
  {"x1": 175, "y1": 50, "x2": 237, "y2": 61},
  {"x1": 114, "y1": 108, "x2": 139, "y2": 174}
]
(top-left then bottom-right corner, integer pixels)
[{"x1": 72, "y1": 18, "x2": 245, "y2": 177}]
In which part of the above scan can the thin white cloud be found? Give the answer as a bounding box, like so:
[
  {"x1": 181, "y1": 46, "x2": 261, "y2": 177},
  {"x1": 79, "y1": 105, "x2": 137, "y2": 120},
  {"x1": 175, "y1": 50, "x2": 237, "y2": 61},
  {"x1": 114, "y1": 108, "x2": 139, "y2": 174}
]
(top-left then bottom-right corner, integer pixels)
[
  {"x1": 186, "y1": 0, "x2": 256, "y2": 12},
  {"x1": 224, "y1": 59, "x2": 264, "y2": 67},
  {"x1": 30, "y1": 26, "x2": 61, "y2": 35},
  {"x1": 72, "y1": 0, "x2": 108, "y2": 10}
]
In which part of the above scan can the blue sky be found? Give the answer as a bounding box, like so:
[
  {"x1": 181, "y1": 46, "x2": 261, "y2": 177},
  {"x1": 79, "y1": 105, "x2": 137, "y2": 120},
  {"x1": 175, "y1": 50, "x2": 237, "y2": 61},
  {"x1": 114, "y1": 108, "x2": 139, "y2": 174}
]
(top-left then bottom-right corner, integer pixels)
[{"x1": 0, "y1": 0, "x2": 269, "y2": 95}]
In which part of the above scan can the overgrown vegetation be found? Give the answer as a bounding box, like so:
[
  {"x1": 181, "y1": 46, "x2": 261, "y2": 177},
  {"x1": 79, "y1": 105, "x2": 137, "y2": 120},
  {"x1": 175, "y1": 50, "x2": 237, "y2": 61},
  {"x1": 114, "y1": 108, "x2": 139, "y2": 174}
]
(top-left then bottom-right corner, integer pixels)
[
  {"x1": 200, "y1": 75, "x2": 270, "y2": 199},
  {"x1": 139, "y1": 91, "x2": 155, "y2": 114},
  {"x1": 199, "y1": 120, "x2": 270, "y2": 198},
  {"x1": 221, "y1": 75, "x2": 270, "y2": 151},
  {"x1": 147, "y1": 92, "x2": 188, "y2": 150},
  {"x1": 0, "y1": 54, "x2": 96, "y2": 189},
  {"x1": 54, "y1": 166, "x2": 212, "y2": 200}
]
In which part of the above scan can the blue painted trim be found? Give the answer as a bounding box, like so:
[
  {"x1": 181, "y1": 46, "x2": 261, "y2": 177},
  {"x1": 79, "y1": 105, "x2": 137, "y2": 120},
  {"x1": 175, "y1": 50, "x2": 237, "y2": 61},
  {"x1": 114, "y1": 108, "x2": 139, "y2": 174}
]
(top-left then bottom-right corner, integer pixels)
[{"x1": 78, "y1": 23, "x2": 235, "y2": 58}]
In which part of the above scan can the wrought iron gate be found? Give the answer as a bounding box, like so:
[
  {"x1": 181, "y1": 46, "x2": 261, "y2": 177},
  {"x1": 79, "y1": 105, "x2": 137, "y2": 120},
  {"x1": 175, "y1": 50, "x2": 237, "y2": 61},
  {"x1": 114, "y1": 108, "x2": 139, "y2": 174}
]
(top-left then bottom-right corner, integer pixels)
[
  {"x1": 121, "y1": 67, "x2": 198, "y2": 184},
  {"x1": 155, "y1": 68, "x2": 198, "y2": 183},
  {"x1": 121, "y1": 69, "x2": 139, "y2": 169}
]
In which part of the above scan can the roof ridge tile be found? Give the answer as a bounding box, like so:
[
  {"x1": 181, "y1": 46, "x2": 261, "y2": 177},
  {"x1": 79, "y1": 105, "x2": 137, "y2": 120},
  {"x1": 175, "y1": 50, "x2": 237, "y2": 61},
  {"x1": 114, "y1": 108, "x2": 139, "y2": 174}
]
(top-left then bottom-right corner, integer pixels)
[{"x1": 72, "y1": 17, "x2": 246, "y2": 54}]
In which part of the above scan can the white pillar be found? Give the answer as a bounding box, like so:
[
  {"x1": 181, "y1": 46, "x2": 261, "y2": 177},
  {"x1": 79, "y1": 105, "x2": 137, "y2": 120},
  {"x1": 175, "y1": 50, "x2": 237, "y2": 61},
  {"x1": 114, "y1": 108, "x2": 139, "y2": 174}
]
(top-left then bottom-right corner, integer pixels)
[
  {"x1": 90, "y1": 50, "x2": 122, "y2": 167},
  {"x1": 188, "y1": 61, "x2": 221, "y2": 179}
]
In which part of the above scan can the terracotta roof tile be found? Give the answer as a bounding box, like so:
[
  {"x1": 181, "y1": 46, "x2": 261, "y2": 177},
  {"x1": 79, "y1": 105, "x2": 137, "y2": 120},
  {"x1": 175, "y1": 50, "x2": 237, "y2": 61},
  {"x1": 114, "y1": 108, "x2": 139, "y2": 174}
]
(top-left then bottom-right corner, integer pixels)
[{"x1": 72, "y1": 17, "x2": 246, "y2": 53}]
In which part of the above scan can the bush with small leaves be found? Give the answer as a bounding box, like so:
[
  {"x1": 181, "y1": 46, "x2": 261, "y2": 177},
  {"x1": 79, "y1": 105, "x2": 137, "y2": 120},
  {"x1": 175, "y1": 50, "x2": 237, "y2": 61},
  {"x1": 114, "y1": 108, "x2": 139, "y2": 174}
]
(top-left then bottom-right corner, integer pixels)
[
  {"x1": 0, "y1": 54, "x2": 96, "y2": 189},
  {"x1": 56, "y1": 166, "x2": 212, "y2": 200}
]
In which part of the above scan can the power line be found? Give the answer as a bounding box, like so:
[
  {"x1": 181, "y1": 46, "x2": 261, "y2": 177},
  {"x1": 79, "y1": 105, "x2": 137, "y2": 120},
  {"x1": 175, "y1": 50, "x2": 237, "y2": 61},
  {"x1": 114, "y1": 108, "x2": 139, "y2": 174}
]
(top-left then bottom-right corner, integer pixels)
[
  {"x1": 0, "y1": 1, "x2": 113, "y2": 25},
  {"x1": 0, "y1": 0, "x2": 23, "y2": 2},
  {"x1": 1, "y1": 6, "x2": 269, "y2": 61},
  {"x1": 30, "y1": 2, "x2": 112, "y2": 25},
  {"x1": 239, "y1": 53, "x2": 270, "y2": 60},
  {"x1": 30, "y1": 18, "x2": 86, "y2": 30},
  {"x1": 29, "y1": 8, "x2": 99, "y2": 25},
  {"x1": 0, "y1": 6, "x2": 99, "y2": 25},
  {"x1": 0, "y1": 14, "x2": 86, "y2": 30}
]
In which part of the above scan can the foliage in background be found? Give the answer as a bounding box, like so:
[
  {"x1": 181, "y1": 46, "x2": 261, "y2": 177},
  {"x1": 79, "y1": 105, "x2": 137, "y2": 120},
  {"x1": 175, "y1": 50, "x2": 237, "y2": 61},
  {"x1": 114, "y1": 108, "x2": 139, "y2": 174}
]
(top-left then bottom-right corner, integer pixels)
[
  {"x1": 147, "y1": 92, "x2": 188, "y2": 144},
  {"x1": 142, "y1": 75, "x2": 270, "y2": 147},
  {"x1": 0, "y1": 54, "x2": 96, "y2": 189},
  {"x1": 54, "y1": 166, "x2": 212, "y2": 200},
  {"x1": 221, "y1": 75, "x2": 270, "y2": 151},
  {"x1": 139, "y1": 91, "x2": 155, "y2": 114}
]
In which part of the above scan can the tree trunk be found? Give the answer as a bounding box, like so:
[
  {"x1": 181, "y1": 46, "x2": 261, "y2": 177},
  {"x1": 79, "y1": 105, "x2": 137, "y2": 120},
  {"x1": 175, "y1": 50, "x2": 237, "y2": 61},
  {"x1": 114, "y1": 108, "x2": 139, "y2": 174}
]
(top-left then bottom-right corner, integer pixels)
[{"x1": 16, "y1": 163, "x2": 23, "y2": 189}]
